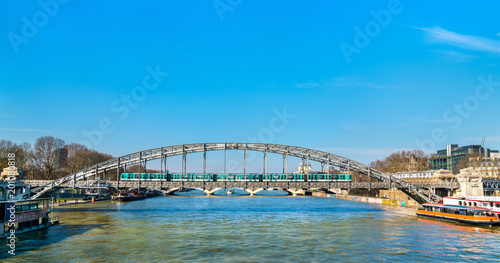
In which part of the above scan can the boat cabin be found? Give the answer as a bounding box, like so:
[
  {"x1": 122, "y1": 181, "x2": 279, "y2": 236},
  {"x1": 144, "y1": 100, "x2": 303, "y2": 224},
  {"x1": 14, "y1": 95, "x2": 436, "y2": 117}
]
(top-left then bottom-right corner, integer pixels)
[
  {"x1": 417, "y1": 203, "x2": 500, "y2": 225},
  {"x1": 0, "y1": 198, "x2": 56, "y2": 236},
  {"x1": 421, "y1": 204, "x2": 492, "y2": 216}
]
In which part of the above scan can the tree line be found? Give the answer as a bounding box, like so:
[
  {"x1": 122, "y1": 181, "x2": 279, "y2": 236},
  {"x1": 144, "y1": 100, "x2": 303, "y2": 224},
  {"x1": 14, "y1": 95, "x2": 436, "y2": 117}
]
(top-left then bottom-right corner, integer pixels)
[
  {"x1": 0, "y1": 136, "x2": 112, "y2": 180},
  {"x1": 370, "y1": 149, "x2": 431, "y2": 174}
]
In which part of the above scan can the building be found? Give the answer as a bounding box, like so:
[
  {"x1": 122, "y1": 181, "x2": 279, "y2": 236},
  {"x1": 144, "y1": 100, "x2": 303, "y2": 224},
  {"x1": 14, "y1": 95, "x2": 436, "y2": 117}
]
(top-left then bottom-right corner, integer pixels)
[
  {"x1": 476, "y1": 161, "x2": 500, "y2": 180},
  {"x1": 0, "y1": 166, "x2": 25, "y2": 180},
  {"x1": 57, "y1": 147, "x2": 68, "y2": 169},
  {"x1": 392, "y1": 169, "x2": 454, "y2": 183},
  {"x1": 297, "y1": 161, "x2": 312, "y2": 174},
  {"x1": 429, "y1": 144, "x2": 499, "y2": 174},
  {"x1": 432, "y1": 169, "x2": 455, "y2": 182},
  {"x1": 391, "y1": 170, "x2": 437, "y2": 183}
]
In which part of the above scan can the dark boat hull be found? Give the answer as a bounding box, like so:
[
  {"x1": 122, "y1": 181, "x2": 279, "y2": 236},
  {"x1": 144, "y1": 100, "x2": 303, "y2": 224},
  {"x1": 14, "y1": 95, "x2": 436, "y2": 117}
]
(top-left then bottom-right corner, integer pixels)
[{"x1": 111, "y1": 195, "x2": 145, "y2": 202}]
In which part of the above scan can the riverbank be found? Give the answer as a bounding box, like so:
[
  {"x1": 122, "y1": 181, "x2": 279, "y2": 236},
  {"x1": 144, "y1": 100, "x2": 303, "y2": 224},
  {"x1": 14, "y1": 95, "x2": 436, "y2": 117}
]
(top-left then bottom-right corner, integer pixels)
[{"x1": 311, "y1": 192, "x2": 418, "y2": 209}]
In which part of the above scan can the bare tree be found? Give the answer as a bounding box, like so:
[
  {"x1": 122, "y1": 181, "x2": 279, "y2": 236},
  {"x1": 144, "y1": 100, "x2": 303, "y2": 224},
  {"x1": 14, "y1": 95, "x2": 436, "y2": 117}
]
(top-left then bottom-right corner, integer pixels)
[
  {"x1": 33, "y1": 136, "x2": 65, "y2": 180},
  {"x1": 0, "y1": 139, "x2": 15, "y2": 169},
  {"x1": 0, "y1": 140, "x2": 34, "y2": 178},
  {"x1": 370, "y1": 149, "x2": 431, "y2": 174},
  {"x1": 16, "y1": 142, "x2": 33, "y2": 173},
  {"x1": 66, "y1": 143, "x2": 113, "y2": 174},
  {"x1": 66, "y1": 143, "x2": 89, "y2": 173},
  {"x1": 456, "y1": 153, "x2": 482, "y2": 171},
  {"x1": 125, "y1": 164, "x2": 159, "y2": 173}
]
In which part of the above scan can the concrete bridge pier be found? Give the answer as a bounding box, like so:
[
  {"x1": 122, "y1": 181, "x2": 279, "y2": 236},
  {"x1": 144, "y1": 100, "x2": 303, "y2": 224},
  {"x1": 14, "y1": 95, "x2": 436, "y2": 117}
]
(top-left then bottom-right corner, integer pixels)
[
  {"x1": 164, "y1": 188, "x2": 180, "y2": 195},
  {"x1": 202, "y1": 188, "x2": 221, "y2": 196},
  {"x1": 328, "y1": 188, "x2": 342, "y2": 195},
  {"x1": 246, "y1": 188, "x2": 264, "y2": 196},
  {"x1": 286, "y1": 189, "x2": 304, "y2": 196}
]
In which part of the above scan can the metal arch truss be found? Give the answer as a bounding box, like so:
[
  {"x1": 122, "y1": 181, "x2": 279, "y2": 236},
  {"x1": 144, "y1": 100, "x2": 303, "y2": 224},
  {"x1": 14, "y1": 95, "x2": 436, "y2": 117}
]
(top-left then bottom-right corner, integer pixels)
[{"x1": 18, "y1": 143, "x2": 442, "y2": 203}]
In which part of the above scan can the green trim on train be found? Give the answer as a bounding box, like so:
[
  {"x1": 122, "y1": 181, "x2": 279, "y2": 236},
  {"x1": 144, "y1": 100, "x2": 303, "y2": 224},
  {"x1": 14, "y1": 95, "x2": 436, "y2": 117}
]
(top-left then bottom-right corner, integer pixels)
[{"x1": 119, "y1": 173, "x2": 351, "y2": 182}]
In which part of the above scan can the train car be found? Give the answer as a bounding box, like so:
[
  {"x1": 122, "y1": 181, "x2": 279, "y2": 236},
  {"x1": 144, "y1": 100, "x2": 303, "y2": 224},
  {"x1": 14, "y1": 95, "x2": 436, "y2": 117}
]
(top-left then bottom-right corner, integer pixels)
[
  {"x1": 307, "y1": 174, "x2": 327, "y2": 181},
  {"x1": 219, "y1": 174, "x2": 260, "y2": 181},
  {"x1": 337, "y1": 174, "x2": 352, "y2": 181},
  {"x1": 217, "y1": 174, "x2": 233, "y2": 181},
  {"x1": 119, "y1": 173, "x2": 352, "y2": 182},
  {"x1": 262, "y1": 174, "x2": 288, "y2": 181},
  {"x1": 120, "y1": 173, "x2": 131, "y2": 180},
  {"x1": 307, "y1": 174, "x2": 352, "y2": 182},
  {"x1": 145, "y1": 173, "x2": 167, "y2": 180},
  {"x1": 289, "y1": 174, "x2": 304, "y2": 181},
  {"x1": 170, "y1": 173, "x2": 213, "y2": 181},
  {"x1": 120, "y1": 173, "x2": 168, "y2": 181},
  {"x1": 120, "y1": 173, "x2": 141, "y2": 180}
]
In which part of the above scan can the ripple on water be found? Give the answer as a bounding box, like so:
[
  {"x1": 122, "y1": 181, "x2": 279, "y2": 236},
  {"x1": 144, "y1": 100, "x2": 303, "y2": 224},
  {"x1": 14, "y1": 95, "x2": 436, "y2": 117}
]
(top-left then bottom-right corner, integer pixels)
[{"x1": 2, "y1": 196, "x2": 500, "y2": 262}]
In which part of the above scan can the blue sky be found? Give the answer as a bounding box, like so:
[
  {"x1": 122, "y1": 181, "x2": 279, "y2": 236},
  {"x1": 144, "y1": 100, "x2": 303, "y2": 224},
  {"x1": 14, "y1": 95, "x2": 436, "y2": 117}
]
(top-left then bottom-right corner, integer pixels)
[{"x1": 1, "y1": 0, "x2": 499, "y2": 172}]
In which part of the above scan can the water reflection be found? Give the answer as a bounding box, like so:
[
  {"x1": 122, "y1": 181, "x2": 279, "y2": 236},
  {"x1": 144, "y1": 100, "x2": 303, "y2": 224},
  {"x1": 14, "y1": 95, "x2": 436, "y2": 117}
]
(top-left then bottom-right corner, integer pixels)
[
  {"x1": 0, "y1": 224, "x2": 103, "y2": 260},
  {"x1": 417, "y1": 217, "x2": 500, "y2": 234}
]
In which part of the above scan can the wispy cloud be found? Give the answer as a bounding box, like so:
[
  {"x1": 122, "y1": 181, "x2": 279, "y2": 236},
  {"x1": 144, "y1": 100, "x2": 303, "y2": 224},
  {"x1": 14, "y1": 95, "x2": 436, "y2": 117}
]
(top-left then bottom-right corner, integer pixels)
[
  {"x1": 394, "y1": 122, "x2": 408, "y2": 127},
  {"x1": 405, "y1": 116, "x2": 443, "y2": 123},
  {"x1": 296, "y1": 81, "x2": 320, "y2": 88},
  {"x1": 295, "y1": 77, "x2": 411, "y2": 90},
  {"x1": 340, "y1": 121, "x2": 365, "y2": 131},
  {"x1": 416, "y1": 26, "x2": 500, "y2": 54},
  {"x1": 432, "y1": 50, "x2": 479, "y2": 62},
  {"x1": 320, "y1": 147, "x2": 403, "y2": 157},
  {"x1": 0, "y1": 127, "x2": 50, "y2": 132}
]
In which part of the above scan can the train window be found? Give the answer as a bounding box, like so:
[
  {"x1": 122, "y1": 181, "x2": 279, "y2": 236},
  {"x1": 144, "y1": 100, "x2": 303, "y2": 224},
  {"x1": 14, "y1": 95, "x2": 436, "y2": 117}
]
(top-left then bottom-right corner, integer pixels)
[
  {"x1": 458, "y1": 201, "x2": 462, "y2": 206},
  {"x1": 474, "y1": 202, "x2": 477, "y2": 207},
  {"x1": 496, "y1": 203, "x2": 500, "y2": 208}
]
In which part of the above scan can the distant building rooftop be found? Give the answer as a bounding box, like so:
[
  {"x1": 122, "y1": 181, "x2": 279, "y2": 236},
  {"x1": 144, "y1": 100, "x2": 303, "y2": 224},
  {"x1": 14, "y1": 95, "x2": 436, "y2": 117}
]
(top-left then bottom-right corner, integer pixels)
[{"x1": 0, "y1": 166, "x2": 25, "y2": 180}]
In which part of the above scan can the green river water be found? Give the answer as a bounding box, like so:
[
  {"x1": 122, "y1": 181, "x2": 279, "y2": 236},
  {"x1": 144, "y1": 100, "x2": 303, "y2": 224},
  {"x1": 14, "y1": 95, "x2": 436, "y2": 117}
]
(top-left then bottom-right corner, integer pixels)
[{"x1": 2, "y1": 195, "x2": 500, "y2": 262}]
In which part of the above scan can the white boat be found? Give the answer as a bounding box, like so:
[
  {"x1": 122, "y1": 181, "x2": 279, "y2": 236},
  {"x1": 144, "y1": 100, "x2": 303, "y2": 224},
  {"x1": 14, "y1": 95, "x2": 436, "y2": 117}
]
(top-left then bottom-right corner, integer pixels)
[
  {"x1": 443, "y1": 196, "x2": 500, "y2": 214},
  {"x1": 227, "y1": 189, "x2": 234, "y2": 195},
  {"x1": 416, "y1": 203, "x2": 500, "y2": 225}
]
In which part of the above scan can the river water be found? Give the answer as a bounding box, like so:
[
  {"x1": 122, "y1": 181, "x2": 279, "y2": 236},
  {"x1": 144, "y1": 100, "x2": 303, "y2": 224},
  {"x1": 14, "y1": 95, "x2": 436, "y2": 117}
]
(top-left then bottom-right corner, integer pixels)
[{"x1": 2, "y1": 195, "x2": 500, "y2": 262}]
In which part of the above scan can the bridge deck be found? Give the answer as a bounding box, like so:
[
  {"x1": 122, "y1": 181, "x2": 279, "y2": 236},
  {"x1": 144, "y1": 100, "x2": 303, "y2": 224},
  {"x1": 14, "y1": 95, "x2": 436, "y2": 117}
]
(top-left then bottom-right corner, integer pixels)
[
  {"x1": 109, "y1": 181, "x2": 460, "y2": 190},
  {"x1": 19, "y1": 180, "x2": 460, "y2": 190}
]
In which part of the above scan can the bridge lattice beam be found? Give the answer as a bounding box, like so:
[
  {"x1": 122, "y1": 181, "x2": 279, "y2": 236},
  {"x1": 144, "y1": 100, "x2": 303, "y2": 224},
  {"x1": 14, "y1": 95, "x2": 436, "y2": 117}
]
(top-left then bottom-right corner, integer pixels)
[{"x1": 16, "y1": 143, "x2": 442, "y2": 203}]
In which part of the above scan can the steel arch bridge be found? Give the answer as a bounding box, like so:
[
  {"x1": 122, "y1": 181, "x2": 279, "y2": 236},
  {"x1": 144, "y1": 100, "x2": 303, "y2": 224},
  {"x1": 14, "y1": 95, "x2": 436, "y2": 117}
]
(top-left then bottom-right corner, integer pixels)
[{"x1": 16, "y1": 143, "x2": 442, "y2": 203}]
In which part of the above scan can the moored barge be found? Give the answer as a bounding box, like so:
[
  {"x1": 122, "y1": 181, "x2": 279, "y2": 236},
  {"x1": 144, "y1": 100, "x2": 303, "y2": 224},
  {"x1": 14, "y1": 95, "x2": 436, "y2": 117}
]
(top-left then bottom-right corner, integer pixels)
[
  {"x1": 111, "y1": 193, "x2": 146, "y2": 202},
  {"x1": 1, "y1": 198, "x2": 58, "y2": 237}
]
